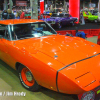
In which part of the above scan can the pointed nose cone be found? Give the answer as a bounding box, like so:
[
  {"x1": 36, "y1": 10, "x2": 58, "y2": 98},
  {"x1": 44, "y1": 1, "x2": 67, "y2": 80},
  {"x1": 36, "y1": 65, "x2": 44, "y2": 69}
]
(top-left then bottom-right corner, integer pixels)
[{"x1": 56, "y1": 54, "x2": 100, "y2": 94}]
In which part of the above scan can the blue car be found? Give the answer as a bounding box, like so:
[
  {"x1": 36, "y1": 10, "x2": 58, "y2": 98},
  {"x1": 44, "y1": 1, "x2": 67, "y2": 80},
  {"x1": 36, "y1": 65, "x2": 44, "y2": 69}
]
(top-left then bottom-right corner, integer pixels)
[{"x1": 41, "y1": 13, "x2": 78, "y2": 29}]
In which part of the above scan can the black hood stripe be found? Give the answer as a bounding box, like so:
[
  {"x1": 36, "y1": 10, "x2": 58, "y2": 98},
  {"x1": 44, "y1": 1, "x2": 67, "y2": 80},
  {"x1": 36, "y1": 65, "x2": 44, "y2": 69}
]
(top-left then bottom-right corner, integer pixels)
[{"x1": 56, "y1": 53, "x2": 100, "y2": 92}]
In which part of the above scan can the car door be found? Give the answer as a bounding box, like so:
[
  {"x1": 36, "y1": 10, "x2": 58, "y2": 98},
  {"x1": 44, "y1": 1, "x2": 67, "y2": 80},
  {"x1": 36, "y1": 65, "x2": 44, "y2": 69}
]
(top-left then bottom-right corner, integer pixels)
[
  {"x1": 0, "y1": 24, "x2": 10, "y2": 63},
  {"x1": 64, "y1": 14, "x2": 71, "y2": 24},
  {"x1": 61, "y1": 14, "x2": 68, "y2": 25}
]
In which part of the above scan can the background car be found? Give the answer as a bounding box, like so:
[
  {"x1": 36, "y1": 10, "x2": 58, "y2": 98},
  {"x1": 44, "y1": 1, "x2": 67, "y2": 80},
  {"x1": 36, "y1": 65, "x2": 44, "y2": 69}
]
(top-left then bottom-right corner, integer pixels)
[
  {"x1": 41, "y1": 13, "x2": 78, "y2": 29},
  {"x1": 52, "y1": 8, "x2": 64, "y2": 13},
  {"x1": 90, "y1": 10, "x2": 98, "y2": 15},
  {"x1": 83, "y1": 11, "x2": 98, "y2": 23},
  {"x1": 24, "y1": 12, "x2": 51, "y2": 19},
  {"x1": 38, "y1": 13, "x2": 51, "y2": 19}
]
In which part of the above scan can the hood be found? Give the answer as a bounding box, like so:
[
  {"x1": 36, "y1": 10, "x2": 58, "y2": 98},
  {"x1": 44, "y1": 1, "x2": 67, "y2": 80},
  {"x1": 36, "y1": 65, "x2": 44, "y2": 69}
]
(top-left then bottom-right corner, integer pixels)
[
  {"x1": 14, "y1": 35, "x2": 100, "y2": 92},
  {"x1": 14, "y1": 35, "x2": 100, "y2": 66}
]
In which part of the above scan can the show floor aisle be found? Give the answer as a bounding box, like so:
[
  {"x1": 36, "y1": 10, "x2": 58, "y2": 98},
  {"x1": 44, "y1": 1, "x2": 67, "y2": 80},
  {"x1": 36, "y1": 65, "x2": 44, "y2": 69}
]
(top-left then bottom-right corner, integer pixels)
[
  {"x1": 55, "y1": 22, "x2": 100, "y2": 31},
  {"x1": 0, "y1": 36, "x2": 98, "y2": 100},
  {"x1": 86, "y1": 36, "x2": 98, "y2": 44}
]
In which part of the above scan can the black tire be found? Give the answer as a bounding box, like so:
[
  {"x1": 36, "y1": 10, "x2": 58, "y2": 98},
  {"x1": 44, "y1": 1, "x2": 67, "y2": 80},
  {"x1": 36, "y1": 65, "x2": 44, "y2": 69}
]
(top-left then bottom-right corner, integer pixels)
[
  {"x1": 85, "y1": 19, "x2": 89, "y2": 23},
  {"x1": 94, "y1": 19, "x2": 98, "y2": 23},
  {"x1": 18, "y1": 65, "x2": 40, "y2": 91}
]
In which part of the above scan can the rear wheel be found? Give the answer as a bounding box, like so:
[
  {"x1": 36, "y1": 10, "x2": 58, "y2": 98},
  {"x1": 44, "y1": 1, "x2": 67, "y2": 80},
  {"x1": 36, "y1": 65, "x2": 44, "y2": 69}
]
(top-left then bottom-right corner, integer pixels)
[{"x1": 18, "y1": 65, "x2": 40, "y2": 91}]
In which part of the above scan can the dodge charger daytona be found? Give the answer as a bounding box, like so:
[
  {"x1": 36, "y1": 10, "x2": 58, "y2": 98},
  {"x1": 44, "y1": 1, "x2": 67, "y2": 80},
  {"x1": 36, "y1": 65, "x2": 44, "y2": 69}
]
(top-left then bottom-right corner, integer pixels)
[{"x1": 0, "y1": 19, "x2": 100, "y2": 99}]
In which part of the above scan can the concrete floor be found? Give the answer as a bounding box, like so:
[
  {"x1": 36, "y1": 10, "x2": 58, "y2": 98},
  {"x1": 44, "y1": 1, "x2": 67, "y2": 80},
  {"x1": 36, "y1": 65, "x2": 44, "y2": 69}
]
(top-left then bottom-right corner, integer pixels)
[
  {"x1": 86, "y1": 36, "x2": 98, "y2": 44},
  {"x1": 0, "y1": 36, "x2": 98, "y2": 100}
]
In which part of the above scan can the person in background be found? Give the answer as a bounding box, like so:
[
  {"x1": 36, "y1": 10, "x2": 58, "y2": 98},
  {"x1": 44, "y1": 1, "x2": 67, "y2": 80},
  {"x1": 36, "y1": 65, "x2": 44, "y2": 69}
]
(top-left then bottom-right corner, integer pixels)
[
  {"x1": 15, "y1": 11, "x2": 20, "y2": 19},
  {"x1": 1, "y1": 10, "x2": 8, "y2": 20},
  {"x1": 75, "y1": 27, "x2": 86, "y2": 39},
  {"x1": 7, "y1": 9, "x2": 15, "y2": 19},
  {"x1": 13, "y1": 11, "x2": 17, "y2": 18},
  {"x1": 20, "y1": 10, "x2": 25, "y2": 19}
]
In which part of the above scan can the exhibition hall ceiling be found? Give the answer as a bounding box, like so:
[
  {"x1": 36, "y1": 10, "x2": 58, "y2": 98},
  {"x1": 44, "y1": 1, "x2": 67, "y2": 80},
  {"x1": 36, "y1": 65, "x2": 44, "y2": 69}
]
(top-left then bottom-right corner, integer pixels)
[{"x1": 80, "y1": 0, "x2": 99, "y2": 2}]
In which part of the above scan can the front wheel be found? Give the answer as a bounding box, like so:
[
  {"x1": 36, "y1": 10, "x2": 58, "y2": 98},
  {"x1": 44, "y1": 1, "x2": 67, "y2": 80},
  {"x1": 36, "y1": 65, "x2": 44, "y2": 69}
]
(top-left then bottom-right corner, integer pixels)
[
  {"x1": 94, "y1": 19, "x2": 98, "y2": 23},
  {"x1": 18, "y1": 65, "x2": 40, "y2": 91}
]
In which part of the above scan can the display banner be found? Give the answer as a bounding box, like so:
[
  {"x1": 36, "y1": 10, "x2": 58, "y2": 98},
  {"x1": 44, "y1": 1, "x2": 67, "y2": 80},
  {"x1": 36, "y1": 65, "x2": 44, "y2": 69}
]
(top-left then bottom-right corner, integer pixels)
[
  {"x1": 16, "y1": 1, "x2": 27, "y2": 6},
  {"x1": 78, "y1": 86, "x2": 100, "y2": 100},
  {"x1": 40, "y1": 0, "x2": 44, "y2": 14},
  {"x1": 69, "y1": 0, "x2": 80, "y2": 23}
]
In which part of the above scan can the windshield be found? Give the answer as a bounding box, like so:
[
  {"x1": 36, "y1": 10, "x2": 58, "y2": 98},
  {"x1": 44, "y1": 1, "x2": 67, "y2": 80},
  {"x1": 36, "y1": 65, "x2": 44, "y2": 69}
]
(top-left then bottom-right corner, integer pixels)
[
  {"x1": 51, "y1": 13, "x2": 64, "y2": 17},
  {"x1": 10, "y1": 22, "x2": 57, "y2": 40}
]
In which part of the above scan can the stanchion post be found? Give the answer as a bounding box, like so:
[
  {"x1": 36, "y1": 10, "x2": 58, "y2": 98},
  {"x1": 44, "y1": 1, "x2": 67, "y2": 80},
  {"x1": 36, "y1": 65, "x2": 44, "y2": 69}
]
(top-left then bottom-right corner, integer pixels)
[
  {"x1": 4, "y1": 0, "x2": 8, "y2": 10},
  {"x1": 30, "y1": 0, "x2": 38, "y2": 19},
  {"x1": 9, "y1": 0, "x2": 13, "y2": 12},
  {"x1": 99, "y1": 0, "x2": 100, "y2": 13}
]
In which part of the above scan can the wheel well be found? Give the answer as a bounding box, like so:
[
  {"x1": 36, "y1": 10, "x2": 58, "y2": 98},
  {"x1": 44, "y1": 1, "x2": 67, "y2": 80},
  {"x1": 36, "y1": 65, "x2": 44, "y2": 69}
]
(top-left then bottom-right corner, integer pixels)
[
  {"x1": 15, "y1": 62, "x2": 22, "y2": 71},
  {"x1": 15, "y1": 62, "x2": 28, "y2": 71}
]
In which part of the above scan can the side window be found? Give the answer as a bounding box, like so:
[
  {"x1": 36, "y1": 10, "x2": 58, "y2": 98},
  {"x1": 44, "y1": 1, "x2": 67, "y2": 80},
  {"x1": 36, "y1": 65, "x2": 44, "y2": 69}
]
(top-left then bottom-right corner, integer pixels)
[
  {"x1": 0, "y1": 25, "x2": 10, "y2": 40},
  {"x1": 5, "y1": 30, "x2": 10, "y2": 40},
  {"x1": 65, "y1": 14, "x2": 69, "y2": 18},
  {"x1": 0, "y1": 24, "x2": 6, "y2": 38},
  {"x1": 68, "y1": 14, "x2": 70, "y2": 17}
]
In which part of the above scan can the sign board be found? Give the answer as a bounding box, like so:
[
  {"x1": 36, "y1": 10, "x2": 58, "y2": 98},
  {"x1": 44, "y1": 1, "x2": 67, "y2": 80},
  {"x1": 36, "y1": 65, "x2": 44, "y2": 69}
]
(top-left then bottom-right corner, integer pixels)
[
  {"x1": 89, "y1": 3, "x2": 96, "y2": 8},
  {"x1": 16, "y1": 1, "x2": 27, "y2": 6}
]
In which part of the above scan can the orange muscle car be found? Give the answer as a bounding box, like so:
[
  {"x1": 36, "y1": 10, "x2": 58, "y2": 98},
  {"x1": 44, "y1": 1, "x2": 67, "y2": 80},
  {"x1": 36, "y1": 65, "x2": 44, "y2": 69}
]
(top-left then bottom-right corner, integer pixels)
[{"x1": 0, "y1": 19, "x2": 100, "y2": 97}]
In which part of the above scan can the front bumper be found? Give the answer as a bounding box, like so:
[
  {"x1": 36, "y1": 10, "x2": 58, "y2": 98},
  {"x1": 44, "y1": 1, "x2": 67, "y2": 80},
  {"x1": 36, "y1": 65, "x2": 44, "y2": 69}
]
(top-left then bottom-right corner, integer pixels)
[{"x1": 78, "y1": 86, "x2": 100, "y2": 100}]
